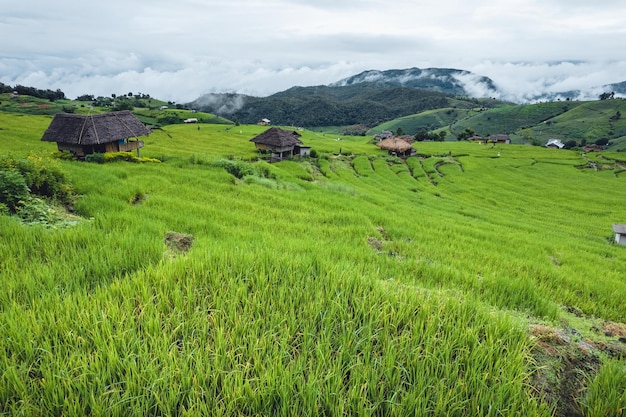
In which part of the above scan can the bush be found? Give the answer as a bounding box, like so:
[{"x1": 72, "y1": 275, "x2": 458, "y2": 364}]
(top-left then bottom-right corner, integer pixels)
[
  {"x1": 217, "y1": 159, "x2": 255, "y2": 179},
  {"x1": 14, "y1": 154, "x2": 72, "y2": 203},
  {"x1": 104, "y1": 152, "x2": 138, "y2": 163},
  {"x1": 563, "y1": 140, "x2": 578, "y2": 150},
  {"x1": 15, "y1": 196, "x2": 59, "y2": 224},
  {"x1": 0, "y1": 169, "x2": 30, "y2": 212},
  {"x1": 216, "y1": 159, "x2": 276, "y2": 181},
  {"x1": 85, "y1": 153, "x2": 105, "y2": 164},
  {"x1": 0, "y1": 153, "x2": 74, "y2": 209}
]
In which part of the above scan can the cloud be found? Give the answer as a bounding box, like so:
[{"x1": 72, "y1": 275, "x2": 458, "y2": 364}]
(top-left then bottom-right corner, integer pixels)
[
  {"x1": 468, "y1": 61, "x2": 626, "y2": 102},
  {"x1": 2, "y1": 1, "x2": 626, "y2": 102}
]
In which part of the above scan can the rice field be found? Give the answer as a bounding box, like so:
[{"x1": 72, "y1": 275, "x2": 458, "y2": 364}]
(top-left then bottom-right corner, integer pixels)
[{"x1": 1, "y1": 113, "x2": 625, "y2": 416}]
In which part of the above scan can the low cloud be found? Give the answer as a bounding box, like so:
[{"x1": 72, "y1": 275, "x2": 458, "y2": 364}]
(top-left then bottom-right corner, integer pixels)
[
  {"x1": 469, "y1": 61, "x2": 626, "y2": 102},
  {"x1": 3, "y1": 1, "x2": 626, "y2": 103},
  {"x1": 3, "y1": 57, "x2": 626, "y2": 104}
]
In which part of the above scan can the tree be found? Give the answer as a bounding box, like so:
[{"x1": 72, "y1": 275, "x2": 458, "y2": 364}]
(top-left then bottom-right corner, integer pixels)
[
  {"x1": 76, "y1": 94, "x2": 94, "y2": 101},
  {"x1": 599, "y1": 91, "x2": 615, "y2": 100},
  {"x1": 563, "y1": 140, "x2": 578, "y2": 149},
  {"x1": 595, "y1": 138, "x2": 609, "y2": 146},
  {"x1": 113, "y1": 101, "x2": 134, "y2": 111},
  {"x1": 456, "y1": 127, "x2": 475, "y2": 141}
]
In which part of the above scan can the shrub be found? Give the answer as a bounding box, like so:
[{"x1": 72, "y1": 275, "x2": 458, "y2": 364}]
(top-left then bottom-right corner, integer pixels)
[
  {"x1": 0, "y1": 154, "x2": 74, "y2": 211},
  {"x1": 85, "y1": 153, "x2": 105, "y2": 164},
  {"x1": 217, "y1": 159, "x2": 255, "y2": 179},
  {"x1": 104, "y1": 152, "x2": 138, "y2": 163},
  {"x1": 15, "y1": 196, "x2": 59, "y2": 224},
  {"x1": 14, "y1": 154, "x2": 72, "y2": 203},
  {"x1": 563, "y1": 140, "x2": 578, "y2": 150},
  {"x1": 0, "y1": 169, "x2": 30, "y2": 212}
]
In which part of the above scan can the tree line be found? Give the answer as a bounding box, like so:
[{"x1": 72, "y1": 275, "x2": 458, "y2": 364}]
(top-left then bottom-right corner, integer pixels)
[{"x1": 0, "y1": 82, "x2": 65, "y2": 101}]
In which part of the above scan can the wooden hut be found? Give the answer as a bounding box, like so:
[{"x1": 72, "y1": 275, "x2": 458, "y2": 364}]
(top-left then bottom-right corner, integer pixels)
[
  {"x1": 41, "y1": 111, "x2": 150, "y2": 158},
  {"x1": 376, "y1": 136, "x2": 416, "y2": 157},
  {"x1": 250, "y1": 127, "x2": 306, "y2": 160}
]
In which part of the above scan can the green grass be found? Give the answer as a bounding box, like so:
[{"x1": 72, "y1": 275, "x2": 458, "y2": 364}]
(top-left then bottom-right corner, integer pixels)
[
  {"x1": 1, "y1": 112, "x2": 625, "y2": 416},
  {"x1": 368, "y1": 107, "x2": 480, "y2": 136}
]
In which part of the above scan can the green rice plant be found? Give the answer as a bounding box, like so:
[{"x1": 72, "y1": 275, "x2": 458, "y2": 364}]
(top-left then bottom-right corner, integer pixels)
[
  {"x1": 317, "y1": 158, "x2": 336, "y2": 179},
  {"x1": 404, "y1": 156, "x2": 426, "y2": 179},
  {"x1": 1, "y1": 112, "x2": 626, "y2": 415},
  {"x1": 352, "y1": 155, "x2": 374, "y2": 177},
  {"x1": 579, "y1": 359, "x2": 626, "y2": 417}
]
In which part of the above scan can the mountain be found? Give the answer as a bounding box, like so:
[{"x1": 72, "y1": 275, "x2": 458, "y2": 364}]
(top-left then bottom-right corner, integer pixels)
[
  {"x1": 188, "y1": 84, "x2": 495, "y2": 128},
  {"x1": 330, "y1": 67, "x2": 499, "y2": 97},
  {"x1": 187, "y1": 66, "x2": 626, "y2": 128},
  {"x1": 187, "y1": 69, "x2": 504, "y2": 128},
  {"x1": 606, "y1": 80, "x2": 626, "y2": 96}
]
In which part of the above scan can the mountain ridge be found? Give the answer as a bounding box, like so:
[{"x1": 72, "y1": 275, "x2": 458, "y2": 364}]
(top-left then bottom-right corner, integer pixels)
[{"x1": 188, "y1": 66, "x2": 626, "y2": 128}]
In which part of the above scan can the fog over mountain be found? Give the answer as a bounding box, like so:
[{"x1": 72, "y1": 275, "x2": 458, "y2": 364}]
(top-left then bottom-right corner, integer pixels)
[
  {"x1": 188, "y1": 65, "x2": 626, "y2": 118},
  {"x1": 327, "y1": 66, "x2": 626, "y2": 103},
  {"x1": 330, "y1": 68, "x2": 499, "y2": 97}
]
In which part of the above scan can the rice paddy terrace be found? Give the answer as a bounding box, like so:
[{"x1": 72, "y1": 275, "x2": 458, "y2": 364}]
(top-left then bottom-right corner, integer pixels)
[{"x1": 1, "y1": 113, "x2": 626, "y2": 416}]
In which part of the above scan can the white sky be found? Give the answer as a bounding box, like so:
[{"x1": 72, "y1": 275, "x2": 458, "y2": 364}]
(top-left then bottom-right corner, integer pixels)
[{"x1": 2, "y1": 0, "x2": 626, "y2": 102}]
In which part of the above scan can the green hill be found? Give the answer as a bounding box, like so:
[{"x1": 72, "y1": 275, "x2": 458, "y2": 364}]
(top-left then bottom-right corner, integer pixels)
[
  {"x1": 1, "y1": 107, "x2": 626, "y2": 416},
  {"x1": 190, "y1": 84, "x2": 502, "y2": 128},
  {"x1": 368, "y1": 106, "x2": 479, "y2": 135},
  {"x1": 374, "y1": 98, "x2": 626, "y2": 151},
  {"x1": 0, "y1": 92, "x2": 231, "y2": 127}
]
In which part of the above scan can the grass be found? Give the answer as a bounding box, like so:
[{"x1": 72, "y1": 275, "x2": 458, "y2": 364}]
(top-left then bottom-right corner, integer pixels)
[{"x1": 1, "y1": 112, "x2": 625, "y2": 416}]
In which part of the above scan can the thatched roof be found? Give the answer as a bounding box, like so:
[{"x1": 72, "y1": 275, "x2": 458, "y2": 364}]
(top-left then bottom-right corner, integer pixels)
[
  {"x1": 41, "y1": 111, "x2": 150, "y2": 145},
  {"x1": 376, "y1": 136, "x2": 414, "y2": 152},
  {"x1": 250, "y1": 127, "x2": 302, "y2": 147}
]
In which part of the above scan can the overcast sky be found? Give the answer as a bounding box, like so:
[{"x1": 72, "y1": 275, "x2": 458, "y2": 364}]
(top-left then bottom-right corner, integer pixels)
[{"x1": 2, "y1": 0, "x2": 626, "y2": 103}]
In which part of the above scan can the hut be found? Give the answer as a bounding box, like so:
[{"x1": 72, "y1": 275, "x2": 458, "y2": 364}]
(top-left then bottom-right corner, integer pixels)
[
  {"x1": 376, "y1": 136, "x2": 416, "y2": 157},
  {"x1": 546, "y1": 139, "x2": 565, "y2": 149},
  {"x1": 612, "y1": 224, "x2": 626, "y2": 246},
  {"x1": 41, "y1": 111, "x2": 150, "y2": 158},
  {"x1": 374, "y1": 130, "x2": 394, "y2": 142},
  {"x1": 250, "y1": 127, "x2": 306, "y2": 160},
  {"x1": 487, "y1": 134, "x2": 510, "y2": 144}
]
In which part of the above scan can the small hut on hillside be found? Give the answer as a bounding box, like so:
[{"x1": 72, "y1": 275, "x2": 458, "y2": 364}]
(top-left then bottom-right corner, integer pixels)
[
  {"x1": 250, "y1": 127, "x2": 309, "y2": 160},
  {"x1": 376, "y1": 136, "x2": 416, "y2": 158},
  {"x1": 546, "y1": 139, "x2": 565, "y2": 149},
  {"x1": 41, "y1": 110, "x2": 150, "y2": 158}
]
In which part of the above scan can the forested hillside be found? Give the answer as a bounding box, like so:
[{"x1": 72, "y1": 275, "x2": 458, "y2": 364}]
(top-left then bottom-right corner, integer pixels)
[{"x1": 189, "y1": 83, "x2": 502, "y2": 127}]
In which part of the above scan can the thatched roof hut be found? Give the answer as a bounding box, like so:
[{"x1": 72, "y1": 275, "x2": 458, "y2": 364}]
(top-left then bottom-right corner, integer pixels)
[
  {"x1": 250, "y1": 127, "x2": 306, "y2": 159},
  {"x1": 250, "y1": 127, "x2": 302, "y2": 148},
  {"x1": 41, "y1": 111, "x2": 150, "y2": 157},
  {"x1": 376, "y1": 136, "x2": 415, "y2": 157}
]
